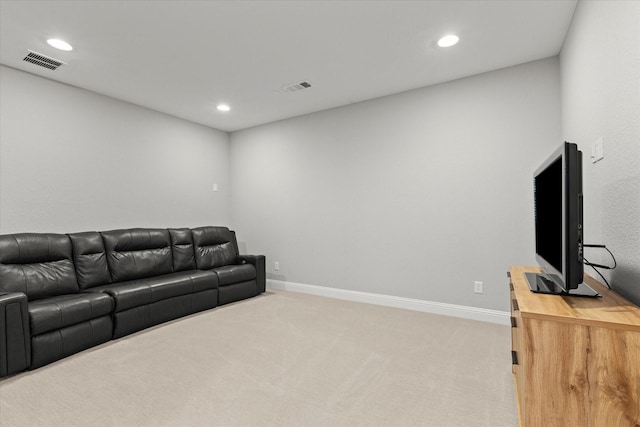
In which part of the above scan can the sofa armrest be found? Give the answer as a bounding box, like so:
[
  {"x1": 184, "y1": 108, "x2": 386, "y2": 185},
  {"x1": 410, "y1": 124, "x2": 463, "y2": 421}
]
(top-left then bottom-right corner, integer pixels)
[
  {"x1": 0, "y1": 292, "x2": 31, "y2": 377},
  {"x1": 238, "y1": 255, "x2": 266, "y2": 294}
]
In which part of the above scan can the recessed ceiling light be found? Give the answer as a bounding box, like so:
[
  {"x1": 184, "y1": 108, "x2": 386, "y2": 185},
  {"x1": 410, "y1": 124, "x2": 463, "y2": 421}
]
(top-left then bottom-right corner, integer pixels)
[
  {"x1": 47, "y1": 38, "x2": 73, "y2": 51},
  {"x1": 437, "y1": 34, "x2": 459, "y2": 48},
  {"x1": 216, "y1": 104, "x2": 231, "y2": 112}
]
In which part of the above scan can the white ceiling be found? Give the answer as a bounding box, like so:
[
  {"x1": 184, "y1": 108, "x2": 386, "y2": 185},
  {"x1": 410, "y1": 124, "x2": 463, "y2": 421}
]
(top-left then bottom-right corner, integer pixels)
[{"x1": 0, "y1": 0, "x2": 577, "y2": 132}]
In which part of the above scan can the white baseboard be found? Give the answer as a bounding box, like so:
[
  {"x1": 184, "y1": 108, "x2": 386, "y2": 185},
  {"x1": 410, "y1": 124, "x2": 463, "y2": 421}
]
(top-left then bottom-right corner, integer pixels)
[{"x1": 267, "y1": 279, "x2": 510, "y2": 326}]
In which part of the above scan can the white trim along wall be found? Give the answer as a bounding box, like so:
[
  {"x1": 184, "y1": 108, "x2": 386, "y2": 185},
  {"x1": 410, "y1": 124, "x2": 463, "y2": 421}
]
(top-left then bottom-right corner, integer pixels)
[{"x1": 268, "y1": 280, "x2": 510, "y2": 325}]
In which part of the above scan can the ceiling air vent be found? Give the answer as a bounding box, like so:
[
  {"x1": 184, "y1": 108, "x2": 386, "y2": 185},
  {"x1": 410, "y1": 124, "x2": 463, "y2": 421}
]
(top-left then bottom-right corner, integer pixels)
[
  {"x1": 279, "y1": 81, "x2": 312, "y2": 94},
  {"x1": 23, "y1": 50, "x2": 66, "y2": 71}
]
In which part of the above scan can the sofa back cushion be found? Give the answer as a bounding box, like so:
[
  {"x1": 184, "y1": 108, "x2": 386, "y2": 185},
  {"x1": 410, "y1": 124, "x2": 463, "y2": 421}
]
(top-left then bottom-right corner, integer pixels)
[
  {"x1": 69, "y1": 232, "x2": 112, "y2": 290},
  {"x1": 191, "y1": 226, "x2": 238, "y2": 269},
  {"x1": 0, "y1": 233, "x2": 79, "y2": 301},
  {"x1": 169, "y1": 228, "x2": 196, "y2": 272},
  {"x1": 101, "y1": 228, "x2": 173, "y2": 282}
]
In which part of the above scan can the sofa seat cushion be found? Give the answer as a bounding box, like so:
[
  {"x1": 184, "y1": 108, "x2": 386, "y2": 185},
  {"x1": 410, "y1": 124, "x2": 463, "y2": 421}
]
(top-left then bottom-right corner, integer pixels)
[
  {"x1": 214, "y1": 264, "x2": 256, "y2": 286},
  {"x1": 29, "y1": 292, "x2": 114, "y2": 336},
  {"x1": 87, "y1": 270, "x2": 218, "y2": 313}
]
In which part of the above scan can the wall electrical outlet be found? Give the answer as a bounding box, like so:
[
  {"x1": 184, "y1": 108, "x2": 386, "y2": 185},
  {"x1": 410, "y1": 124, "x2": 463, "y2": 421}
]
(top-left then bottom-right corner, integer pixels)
[
  {"x1": 274, "y1": 262, "x2": 280, "y2": 271},
  {"x1": 474, "y1": 281, "x2": 484, "y2": 294}
]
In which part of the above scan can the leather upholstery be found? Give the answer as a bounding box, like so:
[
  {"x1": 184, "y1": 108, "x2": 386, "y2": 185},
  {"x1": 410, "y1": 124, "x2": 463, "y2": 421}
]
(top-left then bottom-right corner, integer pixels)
[
  {"x1": 238, "y1": 255, "x2": 266, "y2": 294},
  {"x1": 192, "y1": 226, "x2": 238, "y2": 269},
  {"x1": 229, "y1": 230, "x2": 241, "y2": 255},
  {"x1": 169, "y1": 228, "x2": 196, "y2": 272},
  {"x1": 214, "y1": 264, "x2": 256, "y2": 286},
  {"x1": 86, "y1": 270, "x2": 218, "y2": 313},
  {"x1": 219, "y1": 281, "x2": 258, "y2": 305},
  {"x1": 31, "y1": 315, "x2": 112, "y2": 369},
  {"x1": 0, "y1": 234, "x2": 79, "y2": 301},
  {"x1": 29, "y1": 292, "x2": 113, "y2": 336},
  {"x1": 101, "y1": 228, "x2": 173, "y2": 282},
  {"x1": 69, "y1": 232, "x2": 111, "y2": 290},
  {"x1": 0, "y1": 292, "x2": 31, "y2": 376},
  {"x1": 111, "y1": 289, "x2": 217, "y2": 339}
]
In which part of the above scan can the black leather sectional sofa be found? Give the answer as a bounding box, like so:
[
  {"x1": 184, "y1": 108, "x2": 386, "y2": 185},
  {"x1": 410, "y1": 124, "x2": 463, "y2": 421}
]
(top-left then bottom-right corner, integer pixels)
[{"x1": 0, "y1": 226, "x2": 265, "y2": 378}]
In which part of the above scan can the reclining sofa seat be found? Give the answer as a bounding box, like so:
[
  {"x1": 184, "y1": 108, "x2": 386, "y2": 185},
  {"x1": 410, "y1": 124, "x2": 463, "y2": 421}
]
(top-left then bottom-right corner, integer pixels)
[
  {"x1": 0, "y1": 226, "x2": 265, "y2": 377},
  {"x1": 191, "y1": 226, "x2": 265, "y2": 305},
  {"x1": 0, "y1": 233, "x2": 113, "y2": 373},
  {"x1": 77, "y1": 228, "x2": 219, "y2": 339}
]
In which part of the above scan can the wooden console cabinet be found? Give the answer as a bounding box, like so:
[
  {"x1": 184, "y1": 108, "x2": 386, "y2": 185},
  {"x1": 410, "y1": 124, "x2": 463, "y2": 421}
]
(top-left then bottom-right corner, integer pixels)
[{"x1": 509, "y1": 266, "x2": 640, "y2": 427}]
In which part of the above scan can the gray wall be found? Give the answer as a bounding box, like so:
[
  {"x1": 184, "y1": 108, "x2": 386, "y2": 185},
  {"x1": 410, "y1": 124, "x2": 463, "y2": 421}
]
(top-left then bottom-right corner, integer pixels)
[
  {"x1": 230, "y1": 58, "x2": 561, "y2": 312},
  {"x1": 0, "y1": 65, "x2": 230, "y2": 234},
  {"x1": 560, "y1": 0, "x2": 640, "y2": 305}
]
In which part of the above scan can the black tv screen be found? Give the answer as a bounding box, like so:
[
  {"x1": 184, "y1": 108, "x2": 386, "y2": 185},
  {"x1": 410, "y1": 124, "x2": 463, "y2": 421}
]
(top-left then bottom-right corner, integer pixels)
[
  {"x1": 534, "y1": 156, "x2": 562, "y2": 273},
  {"x1": 526, "y1": 142, "x2": 599, "y2": 297}
]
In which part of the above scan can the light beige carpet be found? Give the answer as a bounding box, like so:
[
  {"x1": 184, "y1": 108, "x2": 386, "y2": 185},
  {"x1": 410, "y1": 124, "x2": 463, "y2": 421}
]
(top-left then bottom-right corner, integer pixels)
[{"x1": 0, "y1": 290, "x2": 517, "y2": 426}]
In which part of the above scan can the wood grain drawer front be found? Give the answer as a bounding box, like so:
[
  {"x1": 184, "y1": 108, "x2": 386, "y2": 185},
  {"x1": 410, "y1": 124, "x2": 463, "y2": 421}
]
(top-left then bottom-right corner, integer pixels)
[{"x1": 508, "y1": 266, "x2": 640, "y2": 427}]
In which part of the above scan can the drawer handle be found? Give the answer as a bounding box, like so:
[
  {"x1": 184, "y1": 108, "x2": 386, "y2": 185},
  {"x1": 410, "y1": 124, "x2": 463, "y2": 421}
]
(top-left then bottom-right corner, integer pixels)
[
  {"x1": 510, "y1": 316, "x2": 517, "y2": 328},
  {"x1": 511, "y1": 350, "x2": 518, "y2": 365},
  {"x1": 512, "y1": 299, "x2": 519, "y2": 311}
]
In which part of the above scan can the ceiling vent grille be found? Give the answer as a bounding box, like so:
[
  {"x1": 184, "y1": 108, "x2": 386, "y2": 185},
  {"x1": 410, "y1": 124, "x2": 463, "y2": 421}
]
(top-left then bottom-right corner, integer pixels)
[
  {"x1": 23, "y1": 50, "x2": 66, "y2": 70},
  {"x1": 280, "y1": 81, "x2": 312, "y2": 94}
]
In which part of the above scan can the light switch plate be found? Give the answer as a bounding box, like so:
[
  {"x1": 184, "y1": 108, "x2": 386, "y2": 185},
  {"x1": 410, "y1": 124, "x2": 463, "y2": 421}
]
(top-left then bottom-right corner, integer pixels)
[{"x1": 591, "y1": 137, "x2": 604, "y2": 163}]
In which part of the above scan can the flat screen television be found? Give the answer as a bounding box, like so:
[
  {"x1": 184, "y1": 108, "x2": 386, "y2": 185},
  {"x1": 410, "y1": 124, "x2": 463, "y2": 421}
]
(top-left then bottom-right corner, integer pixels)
[{"x1": 525, "y1": 141, "x2": 600, "y2": 297}]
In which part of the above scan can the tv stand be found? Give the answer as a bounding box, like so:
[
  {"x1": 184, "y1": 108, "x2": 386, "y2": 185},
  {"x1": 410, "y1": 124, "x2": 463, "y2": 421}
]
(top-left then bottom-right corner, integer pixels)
[
  {"x1": 524, "y1": 272, "x2": 601, "y2": 297},
  {"x1": 509, "y1": 266, "x2": 640, "y2": 427}
]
